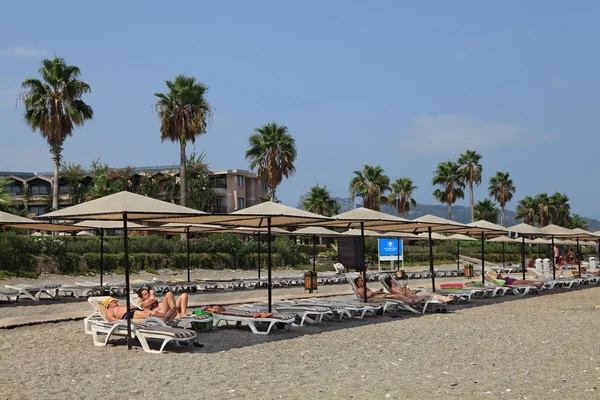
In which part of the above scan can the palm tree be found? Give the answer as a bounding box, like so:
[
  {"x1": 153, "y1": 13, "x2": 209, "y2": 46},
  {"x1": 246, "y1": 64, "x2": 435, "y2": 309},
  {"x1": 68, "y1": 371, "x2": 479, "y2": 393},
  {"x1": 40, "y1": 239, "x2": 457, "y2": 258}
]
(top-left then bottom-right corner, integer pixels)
[
  {"x1": 534, "y1": 192, "x2": 553, "y2": 227},
  {"x1": 154, "y1": 74, "x2": 212, "y2": 207},
  {"x1": 245, "y1": 122, "x2": 297, "y2": 202},
  {"x1": 302, "y1": 185, "x2": 339, "y2": 216},
  {"x1": 488, "y1": 171, "x2": 515, "y2": 226},
  {"x1": 457, "y1": 150, "x2": 483, "y2": 222},
  {"x1": 349, "y1": 164, "x2": 391, "y2": 211},
  {"x1": 20, "y1": 56, "x2": 93, "y2": 210},
  {"x1": 388, "y1": 177, "x2": 418, "y2": 217},
  {"x1": 0, "y1": 177, "x2": 14, "y2": 207},
  {"x1": 567, "y1": 214, "x2": 588, "y2": 230},
  {"x1": 474, "y1": 199, "x2": 499, "y2": 224},
  {"x1": 432, "y1": 161, "x2": 465, "y2": 219},
  {"x1": 515, "y1": 196, "x2": 538, "y2": 225},
  {"x1": 549, "y1": 191, "x2": 570, "y2": 226}
]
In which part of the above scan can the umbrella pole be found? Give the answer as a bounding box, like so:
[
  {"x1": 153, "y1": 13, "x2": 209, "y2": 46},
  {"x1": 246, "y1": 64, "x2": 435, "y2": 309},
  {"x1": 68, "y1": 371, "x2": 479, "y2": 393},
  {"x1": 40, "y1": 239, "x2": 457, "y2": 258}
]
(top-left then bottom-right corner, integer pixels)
[
  {"x1": 428, "y1": 227, "x2": 435, "y2": 292},
  {"x1": 123, "y1": 213, "x2": 132, "y2": 350},
  {"x1": 551, "y1": 236, "x2": 556, "y2": 280},
  {"x1": 457, "y1": 241, "x2": 460, "y2": 270},
  {"x1": 521, "y1": 236, "x2": 526, "y2": 280},
  {"x1": 313, "y1": 234, "x2": 316, "y2": 273},
  {"x1": 99, "y1": 228, "x2": 105, "y2": 287},
  {"x1": 361, "y1": 222, "x2": 367, "y2": 303},
  {"x1": 267, "y1": 217, "x2": 272, "y2": 313},
  {"x1": 481, "y1": 232, "x2": 485, "y2": 285},
  {"x1": 502, "y1": 242, "x2": 505, "y2": 268},
  {"x1": 397, "y1": 236, "x2": 401, "y2": 271},
  {"x1": 577, "y1": 237, "x2": 581, "y2": 276},
  {"x1": 538, "y1": 244, "x2": 541, "y2": 259},
  {"x1": 186, "y1": 226, "x2": 191, "y2": 283},
  {"x1": 257, "y1": 232, "x2": 261, "y2": 279}
]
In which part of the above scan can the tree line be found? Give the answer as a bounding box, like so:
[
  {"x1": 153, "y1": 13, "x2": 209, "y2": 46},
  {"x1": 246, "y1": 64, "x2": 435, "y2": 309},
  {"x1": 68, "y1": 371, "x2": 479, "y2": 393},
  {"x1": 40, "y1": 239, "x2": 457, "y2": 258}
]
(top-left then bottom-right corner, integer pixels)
[{"x1": 6, "y1": 56, "x2": 589, "y2": 230}]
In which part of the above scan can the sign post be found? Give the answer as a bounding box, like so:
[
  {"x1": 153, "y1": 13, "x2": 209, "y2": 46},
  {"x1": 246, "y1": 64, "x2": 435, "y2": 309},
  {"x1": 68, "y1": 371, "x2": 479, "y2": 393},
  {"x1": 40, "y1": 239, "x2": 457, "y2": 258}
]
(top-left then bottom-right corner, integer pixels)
[{"x1": 377, "y1": 238, "x2": 403, "y2": 271}]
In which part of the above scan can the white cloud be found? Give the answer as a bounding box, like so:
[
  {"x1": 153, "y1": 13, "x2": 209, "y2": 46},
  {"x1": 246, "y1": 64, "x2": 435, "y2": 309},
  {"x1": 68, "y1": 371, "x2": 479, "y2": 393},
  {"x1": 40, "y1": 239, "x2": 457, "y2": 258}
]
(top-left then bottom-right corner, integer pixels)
[
  {"x1": 0, "y1": 45, "x2": 48, "y2": 57},
  {"x1": 398, "y1": 114, "x2": 528, "y2": 155}
]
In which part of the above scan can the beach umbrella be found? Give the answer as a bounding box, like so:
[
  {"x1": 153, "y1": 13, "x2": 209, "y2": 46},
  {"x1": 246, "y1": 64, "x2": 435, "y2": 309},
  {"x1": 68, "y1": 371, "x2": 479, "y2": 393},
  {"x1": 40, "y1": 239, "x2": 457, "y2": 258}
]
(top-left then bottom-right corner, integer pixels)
[
  {"x1": 37, "y1": 191, "x2": 207, "y2": 350},
  {"x1": 215, "y1": 226, "x2": 290, "y2": 279},
  {"x1": 566, "y1": 228, "x2": 600, "y2": 276},
  {"x1": 446, "y1": 233, "x2": 476, "y2": 270},
  {"x1": 288, "y1": 227, "x2": 344, "y2": 273},
  {"x1": 74, "y1": 220, "x2": 148, "y2": 286},
  {"x1": 120, "y1": 222, "x2": 224, "y2": 283},
  {"x1": 507, "y1": 223, "x2": 543, "y2": 280},
  {"x1": 0, "y1": 210, "x2": 82, "y2": 232},
  {"x1": 538, "y1": 224, "x2": 577, "y2": 279},
  {"x1": 488, "y1": 236, "x2": 518, "y2": 269},
  {"x1": 406, "y1": 215, "x2": 470, "y2": 291},
  {"x1": 442, "y1": 220, "x2": 507, "y2": 285}
]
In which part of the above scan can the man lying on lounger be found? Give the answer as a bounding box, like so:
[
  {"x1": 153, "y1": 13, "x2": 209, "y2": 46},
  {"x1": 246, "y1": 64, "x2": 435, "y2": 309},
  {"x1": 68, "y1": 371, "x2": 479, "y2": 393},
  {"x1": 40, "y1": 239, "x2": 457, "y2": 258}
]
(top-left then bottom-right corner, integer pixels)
[
  {"x1": 103, "y1": 297, "x2": 177, "y2": 323},
  {"x1": 354, "y1": 276, "x2": 423, "y2": 305},
  {"x1": 382, "y1": 276, "x2": 455, "y2": 304}
]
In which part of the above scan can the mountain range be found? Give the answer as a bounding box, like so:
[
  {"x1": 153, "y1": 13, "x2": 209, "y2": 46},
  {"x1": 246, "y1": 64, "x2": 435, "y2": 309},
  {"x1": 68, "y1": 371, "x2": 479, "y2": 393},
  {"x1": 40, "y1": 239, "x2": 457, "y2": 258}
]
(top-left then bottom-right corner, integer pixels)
[{"x1": 302, "y1": 197, "x2": 600, "y2": 232}]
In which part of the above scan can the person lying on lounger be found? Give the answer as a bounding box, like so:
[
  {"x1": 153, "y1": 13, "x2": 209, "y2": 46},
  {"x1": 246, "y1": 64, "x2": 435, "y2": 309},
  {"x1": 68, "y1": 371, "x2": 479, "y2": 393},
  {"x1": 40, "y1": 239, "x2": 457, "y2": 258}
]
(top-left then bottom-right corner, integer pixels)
[
  {"x1": 495, "y1": 273, "x2": 543, "y2": 289},
  {"x1": 136, "y1": 288, "x2": 189, "y2": 318},
  {"x1": 354, "y1": 276, "x2": 423, "y2": 305},
  {"x1": 103, "y1": 297, "x2": 177, "y2": 322},
  {"x1": 383, "y1": 276, "x2": 455, "y2": 304}
]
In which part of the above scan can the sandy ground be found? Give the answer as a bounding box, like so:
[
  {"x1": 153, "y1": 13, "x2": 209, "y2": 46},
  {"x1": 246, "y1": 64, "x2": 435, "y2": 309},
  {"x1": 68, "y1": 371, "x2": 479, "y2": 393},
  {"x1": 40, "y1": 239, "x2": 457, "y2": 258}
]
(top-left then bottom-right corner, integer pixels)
[{"x1": 1, "y1": 270, "x2": 600, "y2": 399}]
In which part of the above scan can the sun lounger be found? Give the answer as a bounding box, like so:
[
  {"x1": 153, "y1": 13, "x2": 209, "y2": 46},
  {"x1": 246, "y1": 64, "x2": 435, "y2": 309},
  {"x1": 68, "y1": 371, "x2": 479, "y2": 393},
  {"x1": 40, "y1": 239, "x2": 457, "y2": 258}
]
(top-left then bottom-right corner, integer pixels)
[
  {"x1": 129, "y1": 295, "x2": 213, "y2": 329},
  {"x1": 484, "y1": 271, "x2": 539, "y2": 295},
  {"x1": 237, "y1": 302, "x2": 332, "y2": 326},
  {"x1": 345, "y1": 273, "x2": 428, "y2": 314},
  {"x1": 0, "y1": 287, "x2": 21, "y2": 302},
  {"x1": 378, "y1": 273, "x2": 471, "y2": 303},
  {"x1": 4, "y1": 283, "x2": 62, "y2": 301},
  {"x1": 85, "y1": 296, "x2": 198, "y2": 353},
  {"x1": 374, "y1": 273, "x2": 450, "y2": 313},
  {"x1": 293, "y1": 299, "x2": 381, "y2": 320},
  {"x1": 210, "y1": 307, "x2": 296, "y2": 335}
]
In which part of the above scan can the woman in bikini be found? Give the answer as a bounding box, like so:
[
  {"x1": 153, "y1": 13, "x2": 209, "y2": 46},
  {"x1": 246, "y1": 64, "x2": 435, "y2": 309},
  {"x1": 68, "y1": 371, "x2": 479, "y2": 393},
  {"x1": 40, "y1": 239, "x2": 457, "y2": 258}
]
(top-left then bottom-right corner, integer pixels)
[
  {"x1": 104, "y1": 297, "x2": 177, "y2": 322},
  {"x1": 136, "y1": 288, "x2": 189, "y2": 318}
]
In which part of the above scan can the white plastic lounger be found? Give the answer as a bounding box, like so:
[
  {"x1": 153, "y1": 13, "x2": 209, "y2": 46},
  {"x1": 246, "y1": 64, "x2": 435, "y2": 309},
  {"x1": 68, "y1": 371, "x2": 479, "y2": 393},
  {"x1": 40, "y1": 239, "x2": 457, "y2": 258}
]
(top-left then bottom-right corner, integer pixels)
[
  {"x1": 4, "y1": 283, "x2": 62, "y2": 301},
  {"x1": 0, "y1": 287, "x2": 21, "y2": 302},
  {"x1": 293, "y1": 299, "x2": 380, "y2": 320},
  {"x1": 85, "y1": 297, "x2": 198, "y2": 354},
  {"x1": 345, "y1": 273, "x2": 425, "y2": 314},
  {"x1": 211, "y1": 308, "x2": 296, "y2": 335},
  {"x1": 241, "y1": 302, "x2": 332, "y2": 326},
  {"x1": 375, "y1": 274, "x2": 448, "y2": 313}
]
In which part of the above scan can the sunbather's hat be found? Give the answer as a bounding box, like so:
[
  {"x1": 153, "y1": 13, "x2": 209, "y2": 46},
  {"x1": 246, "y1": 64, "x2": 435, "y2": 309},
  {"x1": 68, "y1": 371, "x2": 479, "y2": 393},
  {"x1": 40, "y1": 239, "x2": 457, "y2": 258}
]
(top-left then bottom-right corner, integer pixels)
[{"x1": 102, "y1": 297, "x2": 115, "y2": 308}]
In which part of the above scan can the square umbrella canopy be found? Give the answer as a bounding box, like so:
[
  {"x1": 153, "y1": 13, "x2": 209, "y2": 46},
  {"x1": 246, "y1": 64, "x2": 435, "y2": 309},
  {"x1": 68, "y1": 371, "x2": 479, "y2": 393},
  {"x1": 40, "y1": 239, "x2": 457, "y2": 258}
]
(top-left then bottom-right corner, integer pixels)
[
  {"x1": 151, "y1": 201, "x2": 331, "y2": 312},
  {"x1": 36, "y1": 191, "x2": 213, "y2": 351},
  {"x1": 1, "y1": 210, "x2": 83, "y2": 232},
  {"x1": 506, "y1": 223, "x2": 544, "y2": 279}
]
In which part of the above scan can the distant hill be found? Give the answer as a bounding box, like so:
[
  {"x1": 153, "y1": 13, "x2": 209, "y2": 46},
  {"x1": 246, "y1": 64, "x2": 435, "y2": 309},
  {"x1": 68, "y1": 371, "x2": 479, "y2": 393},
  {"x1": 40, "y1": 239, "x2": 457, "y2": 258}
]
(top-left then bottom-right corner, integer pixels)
[{"x1": 299, "y1": 196, "x2": 600, "y2": 231}]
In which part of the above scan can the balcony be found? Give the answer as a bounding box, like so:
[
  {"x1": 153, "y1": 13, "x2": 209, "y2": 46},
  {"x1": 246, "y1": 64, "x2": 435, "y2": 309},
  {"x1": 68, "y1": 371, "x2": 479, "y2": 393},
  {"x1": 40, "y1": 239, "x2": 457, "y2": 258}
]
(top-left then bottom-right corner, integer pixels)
[{"x1": 210, "y1": 179, "x2": 227, "y2": 189}]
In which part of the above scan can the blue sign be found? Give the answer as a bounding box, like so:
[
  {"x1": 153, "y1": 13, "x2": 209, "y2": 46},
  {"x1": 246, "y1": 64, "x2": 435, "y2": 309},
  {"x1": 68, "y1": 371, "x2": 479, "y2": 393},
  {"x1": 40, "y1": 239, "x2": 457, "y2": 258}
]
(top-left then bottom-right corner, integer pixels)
[{"x1": 378, "y1": 238, "x2": 403, "y2": 257}]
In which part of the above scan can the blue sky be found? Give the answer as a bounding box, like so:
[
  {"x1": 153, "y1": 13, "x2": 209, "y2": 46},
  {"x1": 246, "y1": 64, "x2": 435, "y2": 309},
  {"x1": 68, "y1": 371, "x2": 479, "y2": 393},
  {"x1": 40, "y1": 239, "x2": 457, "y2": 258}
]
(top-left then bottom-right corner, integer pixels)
[{"x1": 1, "y1": 1, "x2": 599, "y2": 218}]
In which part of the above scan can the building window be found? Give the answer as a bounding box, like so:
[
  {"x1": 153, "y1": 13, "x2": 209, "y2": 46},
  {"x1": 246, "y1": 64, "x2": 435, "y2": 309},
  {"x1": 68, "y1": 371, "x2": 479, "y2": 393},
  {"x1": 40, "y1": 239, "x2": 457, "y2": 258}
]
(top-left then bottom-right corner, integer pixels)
[
  {"x1": 29, "y1": 206, "x2": 47, "y2": 216},
  {"x1": 30, "y1": 184, "x2": 50, "y2": 195},
  {"x1": 237, "y1": 197, "x2": 245, "y2": 210},
  {"x1": 7, "y1": 183, "x2": 22, "y2": 194},
  {"x1": 259, "y1": 180, "x2": 266, "y2": 190},
  {"x1": 236, "y1": 175, "x2": 244, "y2": 187}
]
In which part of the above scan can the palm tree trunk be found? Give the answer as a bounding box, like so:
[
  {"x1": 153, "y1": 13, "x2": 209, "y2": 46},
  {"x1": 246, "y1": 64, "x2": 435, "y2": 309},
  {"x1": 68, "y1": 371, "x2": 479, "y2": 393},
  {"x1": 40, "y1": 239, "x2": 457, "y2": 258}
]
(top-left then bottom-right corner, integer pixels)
[
  {"x1": 51, "y1": 146, "x2": 60, "y2": 211},
  {"x1": 179, "y1": 140, "x2": 187, "y2": 207},
  {"x1": 448, "y1": 203, "x2": 452, "y2": 220},
  {"x1": 469, "y1": 181, "x2": 474, "y2": 222},
  {"x1": 501, "y1": 206, "x2": 506, "y2": 227},
  {"x1": 270, "y1": 186, "x2": 275, "y2": 202}
]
